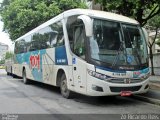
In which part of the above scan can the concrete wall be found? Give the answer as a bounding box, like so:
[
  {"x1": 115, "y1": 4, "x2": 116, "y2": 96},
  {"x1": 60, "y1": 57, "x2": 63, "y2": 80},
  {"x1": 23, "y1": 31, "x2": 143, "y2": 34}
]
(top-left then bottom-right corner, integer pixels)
[{"x1": 150, "y1": 53, "x2": 160, "y2": 75}]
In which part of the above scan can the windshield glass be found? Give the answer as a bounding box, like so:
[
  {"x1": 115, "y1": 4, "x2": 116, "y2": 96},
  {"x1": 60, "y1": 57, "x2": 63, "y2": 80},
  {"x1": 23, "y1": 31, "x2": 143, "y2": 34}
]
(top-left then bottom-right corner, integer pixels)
[{"x1": 89, "y1": 19, "x2": 148, "y2": 68}]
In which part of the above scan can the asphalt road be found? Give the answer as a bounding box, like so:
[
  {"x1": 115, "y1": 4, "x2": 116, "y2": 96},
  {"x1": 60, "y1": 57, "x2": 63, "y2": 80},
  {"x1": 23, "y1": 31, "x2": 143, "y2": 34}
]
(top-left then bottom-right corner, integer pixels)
[{"x1": 0, "y1": 69, "x2": 160, "y2": 120}]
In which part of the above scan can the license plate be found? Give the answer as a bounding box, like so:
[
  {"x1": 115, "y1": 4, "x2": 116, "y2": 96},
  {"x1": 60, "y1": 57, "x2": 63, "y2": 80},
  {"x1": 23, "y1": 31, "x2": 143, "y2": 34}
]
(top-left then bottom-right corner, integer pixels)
[{"x1": 120, "y1": 91, "x2": 132, "y2": 96}]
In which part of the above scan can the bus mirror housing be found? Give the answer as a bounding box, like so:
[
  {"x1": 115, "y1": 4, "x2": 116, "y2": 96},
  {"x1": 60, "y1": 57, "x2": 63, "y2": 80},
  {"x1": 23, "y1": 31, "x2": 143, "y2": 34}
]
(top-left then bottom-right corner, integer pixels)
[
  {"x1": 142, "y1": 27, "x2": 149, "y2": 59},
  {"x1": 78, "y1": 15, "x2": 93, "y2": 37},
  {"x1": 142, "y1": 27, "x2": 149, "y2": 42}
]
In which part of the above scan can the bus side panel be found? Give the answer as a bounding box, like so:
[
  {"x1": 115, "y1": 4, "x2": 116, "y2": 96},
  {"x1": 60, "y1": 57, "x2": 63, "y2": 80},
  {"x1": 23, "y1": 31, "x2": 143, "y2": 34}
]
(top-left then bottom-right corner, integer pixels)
[
  {"x1": 14, "y1": 50, "x2": 46, "y2": 82},
  {"x1": 53, "y1": 45, "x2": 72, "y2": 88},
  {"x1": 13, "y1": 64, "x2": 22, "y2": 77},
  {"x1": 42, "y1": 48, "x2": 55, "y2": 85},
  {"x1": 5, "y1": 59, "x2": 13, "y2": 74}
]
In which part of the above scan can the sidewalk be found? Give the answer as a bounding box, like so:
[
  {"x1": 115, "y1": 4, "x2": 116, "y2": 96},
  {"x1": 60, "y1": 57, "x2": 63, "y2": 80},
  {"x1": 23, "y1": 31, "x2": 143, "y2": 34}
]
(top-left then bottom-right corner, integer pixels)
[
  {"x1": 149, "y1": 75, "x2": 160, "y2": 91},
  {"x1": 149, "y1": 75, "x2": 160, "y2": 83},
  {"x1": 133, "y1": 75, "x2": 160, "y2": 105}
]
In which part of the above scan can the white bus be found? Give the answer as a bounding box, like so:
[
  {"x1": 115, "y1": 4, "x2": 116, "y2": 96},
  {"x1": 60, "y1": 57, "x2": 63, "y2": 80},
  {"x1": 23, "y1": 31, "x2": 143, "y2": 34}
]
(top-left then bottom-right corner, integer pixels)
[
  {"x1": 12, "y1": 9, "x2": 150, "y2": 98},
  {"x1": 5, "y1": 58, "x2": 14, "y2": 75}
]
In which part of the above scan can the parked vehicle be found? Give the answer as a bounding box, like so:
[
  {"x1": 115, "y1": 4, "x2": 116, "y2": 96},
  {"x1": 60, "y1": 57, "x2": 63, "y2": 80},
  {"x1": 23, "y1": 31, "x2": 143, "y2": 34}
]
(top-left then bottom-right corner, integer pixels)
[{"x1": 11, "y1": 9, "x2": 150, "y2": 98}]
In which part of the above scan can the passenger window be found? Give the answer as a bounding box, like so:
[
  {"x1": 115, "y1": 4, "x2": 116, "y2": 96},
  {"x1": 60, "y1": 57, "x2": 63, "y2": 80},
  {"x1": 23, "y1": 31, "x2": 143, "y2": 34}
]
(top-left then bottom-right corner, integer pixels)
[
  {"x1": 66, "y1": 15, "x2": 78, "y2": 51},
  {"x1": 30, "y1": 21, "x2": 64, "y2": 51},
  {"x1": 31, "y1": 28, "x2": 51, "y2": 51},
  {"x1": 15, "y1": 40, "x2": 27, "y2": 54},
  {"x1": 67, "y1": 16, "x2": 86, "y2": 59},
  {"x1": 14, "y1": 42, "x2": 19, "y2": 54},
  {"x1": 74, "y1": 25, "x2": 86, "y2": 59},
  {"x1": 50, "y1": 21, "x2": 64, "y2": 47}
]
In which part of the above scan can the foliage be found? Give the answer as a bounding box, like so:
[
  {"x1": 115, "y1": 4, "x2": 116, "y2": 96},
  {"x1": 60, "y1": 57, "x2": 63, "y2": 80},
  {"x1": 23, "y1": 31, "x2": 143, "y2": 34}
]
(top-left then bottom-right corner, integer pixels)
[
  {"x1": 0, "y1": 52, "x2": 14, "y2": 65},
  {"x1": 0, "y1": 51, "x2": 13, "y2": 65},
  {"x1": 156, "y1": 38, "x2": 160, "y2": 46},
  {"x1": 5, "y1": 51, "x2": 14, "y2": 59},
  {"x1": 0, "y1": 0, "x2": 87, "y2": 41},
  {"x1": 0, "y1": 0, "x2": 11, "y2": 11},
  {"x1": 148, "y1": 14, "x2": 160, "y2": 29},
  {"x1": 95, "y1": 0, "x2": 160, "y2": 26},
  {"x1": 147, "y1": 15, "x2": 160, "y2": 47},
  {"x1": 146, "y1": 15, "x2": 160, "y2": 75},
  {"x1": 0, "y1": 59, "x2": 5, "y2": 65},
  {"x1": 55, "y1": 0, "x2": 87, "y2": 11}
]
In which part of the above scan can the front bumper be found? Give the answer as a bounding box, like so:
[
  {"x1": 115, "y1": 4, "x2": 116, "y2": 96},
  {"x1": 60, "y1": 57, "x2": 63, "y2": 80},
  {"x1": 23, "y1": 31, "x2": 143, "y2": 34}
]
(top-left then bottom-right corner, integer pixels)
[{"x1": 86, "y1": 75, "x2": 149, "y2": 96}]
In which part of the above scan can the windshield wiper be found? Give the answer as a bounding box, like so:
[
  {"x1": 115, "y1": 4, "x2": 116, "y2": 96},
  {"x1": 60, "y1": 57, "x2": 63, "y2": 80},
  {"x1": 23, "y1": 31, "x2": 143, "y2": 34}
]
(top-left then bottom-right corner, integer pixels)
[
  {"x1": 134, "y1": 47, "x2": 142, "y2": 65},
  {"x1": 111, "y1": 41, "x2": 124, "y2": 68}
]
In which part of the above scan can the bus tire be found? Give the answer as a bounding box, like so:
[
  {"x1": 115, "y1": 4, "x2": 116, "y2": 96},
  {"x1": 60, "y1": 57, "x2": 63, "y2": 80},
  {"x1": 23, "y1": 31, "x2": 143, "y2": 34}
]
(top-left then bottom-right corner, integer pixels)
[
  {"x1": 12, "y1": 74, "x2": 17, "y2": 78},
  {"x1": 60, "y1": 74, "x2": 73, "y2": 99},
  {"x1": 11, "y1": 67, "x2": 16, "y2": 78},
  {"x1": 22, "y1": 69, "x2": 29, "y2": 84},
  {"x1": 7, "y1": 72, "x2": 9, "y2": 75}
]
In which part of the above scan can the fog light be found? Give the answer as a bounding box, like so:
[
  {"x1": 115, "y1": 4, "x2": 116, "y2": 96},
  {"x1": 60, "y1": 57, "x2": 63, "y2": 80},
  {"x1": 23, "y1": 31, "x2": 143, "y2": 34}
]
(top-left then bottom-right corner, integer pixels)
[{"x1": 92, "y1": 85, "x2": 103, "y2": 92}]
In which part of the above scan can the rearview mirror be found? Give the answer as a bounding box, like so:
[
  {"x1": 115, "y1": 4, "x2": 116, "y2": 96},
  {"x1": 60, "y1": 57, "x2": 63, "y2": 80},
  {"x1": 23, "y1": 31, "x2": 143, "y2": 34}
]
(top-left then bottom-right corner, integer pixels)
[
  {"x1": 142, "y1": 27, "x2": 149, "y2": 42},
  {"x1": 78, "y1": 15, "x2": 93, "y2": 37}
]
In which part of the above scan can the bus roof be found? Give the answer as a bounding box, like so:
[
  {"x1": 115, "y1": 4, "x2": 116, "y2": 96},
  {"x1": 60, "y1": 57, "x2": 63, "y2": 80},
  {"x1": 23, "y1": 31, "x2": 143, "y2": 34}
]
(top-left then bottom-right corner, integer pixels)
[
  {"x1": 15, "y1": 9, "x2": 139, "y2": 41},
  {"x1": 63, "y1": 9, "x2": 138, "y2": 24}
]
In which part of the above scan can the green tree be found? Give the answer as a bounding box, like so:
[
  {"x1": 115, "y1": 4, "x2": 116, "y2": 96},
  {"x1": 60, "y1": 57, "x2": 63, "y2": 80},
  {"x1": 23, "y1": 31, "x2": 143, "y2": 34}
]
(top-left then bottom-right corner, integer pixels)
[
  {"x1": 0, "y1": 51, "x2": 13, "y2": 65},
  {"x1": 95, "y1": 0, "x2": 160, "y2": 26},
  {"x1": 0, "y1": 0, "x2": 11, "y2": 12},
  {"x1": 147, "y1": 15, "x2": 160, "y2": 75},
  {"x1": 5, "y1": 51, "x2": 14, "y2": 59},
  {"x1": 0, "y1": 0, "x2": 86, "y2": 41},
  {"x1": 156, "y1": 38, "x2": 160, "y2": 46},
  {"x1": 0, "y1": 59, "x2": 5, "y2": 65},
  {"x1": 55, "y1": 0, "x2": 86, "y2": 11},
  {"x1": 0, "y1": 0, "x2": 10, "y2": 7}
]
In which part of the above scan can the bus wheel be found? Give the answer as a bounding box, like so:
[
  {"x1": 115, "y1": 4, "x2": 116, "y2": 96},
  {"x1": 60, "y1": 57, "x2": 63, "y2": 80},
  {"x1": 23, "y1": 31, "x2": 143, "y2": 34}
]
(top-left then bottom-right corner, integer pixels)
[
  {"x1": 22, "y1": 69, "x2": 29, "y2": 84},
  {"x1": 60, "y1": 74, "x2": 72, "y2": 99}
]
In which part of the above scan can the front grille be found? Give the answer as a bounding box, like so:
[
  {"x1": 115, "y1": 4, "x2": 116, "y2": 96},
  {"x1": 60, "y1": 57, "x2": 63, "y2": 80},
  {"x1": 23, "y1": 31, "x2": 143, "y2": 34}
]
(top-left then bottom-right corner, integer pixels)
[
  {"x1": 107, "y1": 78, "x2": 142, "y2": 84},
  {"x1": 110, "y1": 86, "x2": 142, "y2": 92}
]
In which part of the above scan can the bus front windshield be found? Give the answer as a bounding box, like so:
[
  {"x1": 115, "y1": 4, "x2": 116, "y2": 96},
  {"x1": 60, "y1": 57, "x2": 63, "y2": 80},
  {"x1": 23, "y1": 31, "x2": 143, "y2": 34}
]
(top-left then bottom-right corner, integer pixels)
[{"x1": 89, "y1": 19, "x2": 148, "y2": 70}]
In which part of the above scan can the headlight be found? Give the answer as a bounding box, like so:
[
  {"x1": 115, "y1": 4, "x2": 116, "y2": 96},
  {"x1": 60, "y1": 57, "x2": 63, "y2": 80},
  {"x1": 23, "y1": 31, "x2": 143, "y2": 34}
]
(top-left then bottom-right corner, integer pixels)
[
  {"x1": 88, "y1": 69, "x2": 108, "y2": 80},
  {"x1": 140, "y1": 72, "x2": 150, "y2": 80},
  {"x1": 88, "y1": 69, "x2": 149, "y2": 83}
]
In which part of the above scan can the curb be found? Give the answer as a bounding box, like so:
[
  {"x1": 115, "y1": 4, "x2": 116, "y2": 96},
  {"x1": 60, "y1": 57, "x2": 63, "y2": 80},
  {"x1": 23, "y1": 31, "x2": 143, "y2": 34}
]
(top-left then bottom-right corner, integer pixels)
[
  {"x1": 149, "y1": 83, "x2": 160, "y2": 91},
  {"x1": 132, "y1": 95, "x2": 160, "y2": 106}
]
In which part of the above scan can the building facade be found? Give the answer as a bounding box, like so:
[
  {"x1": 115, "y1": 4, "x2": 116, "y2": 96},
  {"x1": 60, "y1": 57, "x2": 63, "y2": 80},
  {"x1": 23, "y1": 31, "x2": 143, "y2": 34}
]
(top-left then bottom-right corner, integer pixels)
[
  {"x1": 0, "y1": 42, "x2": 8, "y2": 60},
  {"x1": 149, "y1": 31, "x2": 160, "y2": 54}
]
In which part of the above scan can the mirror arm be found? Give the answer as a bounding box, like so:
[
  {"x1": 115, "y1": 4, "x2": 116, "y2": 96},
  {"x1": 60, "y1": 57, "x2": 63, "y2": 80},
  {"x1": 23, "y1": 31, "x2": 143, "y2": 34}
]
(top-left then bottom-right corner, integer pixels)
[{"x1": 78, "y1": 15, "x2": 93, "y2": 37}]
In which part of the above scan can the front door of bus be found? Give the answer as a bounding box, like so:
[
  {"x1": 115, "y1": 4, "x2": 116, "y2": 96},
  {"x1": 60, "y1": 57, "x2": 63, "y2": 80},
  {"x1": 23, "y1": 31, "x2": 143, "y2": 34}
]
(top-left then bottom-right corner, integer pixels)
[{"x1": 72, "y1": 23, "x2": 87, "y2": 94}]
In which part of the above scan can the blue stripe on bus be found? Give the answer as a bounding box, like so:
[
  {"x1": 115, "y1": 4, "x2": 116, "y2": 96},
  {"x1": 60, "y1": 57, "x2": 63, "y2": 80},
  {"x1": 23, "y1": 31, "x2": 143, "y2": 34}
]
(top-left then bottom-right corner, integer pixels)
[
  {"x1": 95, "y1": 66, "x2": 126, "y2": 73},
  {"x1": 55, "y1": 46, "x2": 68, "y2": 65},
  {"x1": 96, "y1": 66, "x2": 150, "y2": 78},
  {"x1": 15, "y1": 49, "x2": 46, "y2": 81}
]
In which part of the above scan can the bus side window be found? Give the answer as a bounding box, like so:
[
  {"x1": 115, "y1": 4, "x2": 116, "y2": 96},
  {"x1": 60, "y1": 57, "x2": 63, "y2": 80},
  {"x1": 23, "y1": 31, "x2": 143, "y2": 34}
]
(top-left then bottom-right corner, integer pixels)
[
  {"x1": 56, "y1": 34, "x2": 64, "y2": 46},
  {"x1": 50, "y1": 21, "x2": 64, "y2": 47},
  {"x1": 73, "y1": 22, "x2": 86, "y2": 59},
  {"x1": 24, "y1": 35, "x2": 32, "y2": 52},
  {"x1": 49, "y1": 31, "x2": 57, "y2": 47},
  {"x1": 14, "y1": 42, "x2": 18, "y2": 54},
  {"x1": 15, "y1": 40, "x2": 26, "y2": 54},
  {"x1": 66, "y1": 15, "x2": 78, "y2": 51},
  {"x1": 67, "y1": 16, "x2": 86, "y2": 59}
]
